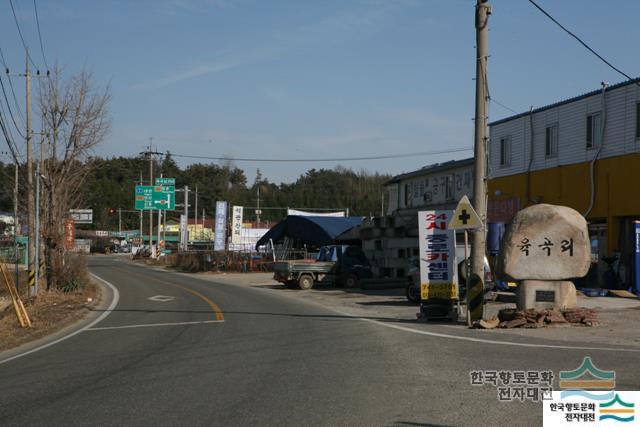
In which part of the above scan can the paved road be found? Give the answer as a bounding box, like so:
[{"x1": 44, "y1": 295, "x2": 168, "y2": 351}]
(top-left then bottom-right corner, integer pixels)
[{"x1": 1, "y1": 257, "x2": 639, "y2": 426}]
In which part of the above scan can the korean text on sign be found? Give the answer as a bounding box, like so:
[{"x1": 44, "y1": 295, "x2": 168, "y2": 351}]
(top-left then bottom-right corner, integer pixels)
[{"x1": 417, "y1": 210, "x2": 457, "y2": 300}]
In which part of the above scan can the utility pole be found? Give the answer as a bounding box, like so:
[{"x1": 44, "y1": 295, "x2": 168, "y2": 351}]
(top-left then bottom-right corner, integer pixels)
[
  {"x1": 13, "y1": 162, "x2": 19, "y2": 290},
  {"x1": 139, "y1": 171, "x2": 143, "y2": 247},
  {"x1": 34, "y1": 162, "x2": 40, "y2": 294},
  {"x1": 139, "y1": 141, "x2": 165, "y2": 255},
  {"x1": 184, "y1": 185, "x2": 189, "y2": 248},
  {"x1": 195, "y1": 184, "x2": 198, "y2": 240},
  {"x1": 157, "y1": 174, "x2": 162, "y2": 256},
  {"x1": 148, "y1": 138, "x2": 154, "y2": 256},
  {"x1": 256, "y1": 186, "x2": 261, "y2": 227},
  {"x1": 25, "y1": 49, "x2": 35, "y2": 296},
  {"x1": 470, "y1": 0, "x2": 491, "y2": 322},
  {"x1": 118, "y1": 208, "x2": 122, "y2": 234}
]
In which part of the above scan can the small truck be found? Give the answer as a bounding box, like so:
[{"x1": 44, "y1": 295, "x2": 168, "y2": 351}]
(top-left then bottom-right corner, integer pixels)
[{"x1": 273, "y1": 245, "x2": 372, "y2": 290}]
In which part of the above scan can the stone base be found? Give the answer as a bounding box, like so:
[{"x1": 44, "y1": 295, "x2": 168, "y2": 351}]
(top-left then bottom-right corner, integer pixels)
[{"x1": 516, "y1": 280, "x2": 577, "y2": 311}]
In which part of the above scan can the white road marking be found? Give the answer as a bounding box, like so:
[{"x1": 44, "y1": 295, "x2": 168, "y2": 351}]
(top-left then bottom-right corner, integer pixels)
[
  {"x1": 356, "y1": 316, "x2": 640, "y2": 353},
  {"x1": 87, "y1": 319, "x2": 224, "y2": 331},
  {"x1": 0, "y1": 273, "x2": 120, "y2": 365},
  {"x1": 148, "y1": 295, "x2": 176, "y2": 302}
]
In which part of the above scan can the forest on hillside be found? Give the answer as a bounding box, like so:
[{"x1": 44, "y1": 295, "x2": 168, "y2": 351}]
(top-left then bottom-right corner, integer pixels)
[{"x1": 0, "y1": 155, "x2": 391, "y2": 231}]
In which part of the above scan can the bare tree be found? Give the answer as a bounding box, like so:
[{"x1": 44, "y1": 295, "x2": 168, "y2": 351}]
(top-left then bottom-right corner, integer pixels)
[{"x1": 39, "y1": 69, "x2": 111, "y2": 289}]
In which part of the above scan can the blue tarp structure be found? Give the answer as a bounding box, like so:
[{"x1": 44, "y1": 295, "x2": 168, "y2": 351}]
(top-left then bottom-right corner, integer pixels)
[{"x1": 255, "y1": 215, "x2": 363, "y2": 249}]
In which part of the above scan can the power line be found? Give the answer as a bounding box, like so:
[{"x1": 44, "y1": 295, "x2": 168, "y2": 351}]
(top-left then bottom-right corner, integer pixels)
[
  {"x1": 490, "y1": 97, "x2": 519, "y2": 114},
  {"x1": 0, "y1": 46, "x2": 26, "y2": 126},
  {"x1": 165, "y1": 147, "x2": 473, "y2": 163},
  {"x1": 8, "y1": 0, "x2": 39, "y2": 70},
  {"x1": 528, "y1": 0, "x2": 635, "y2": 82},
  {"x1": 33, "y1": 0, "x2": 49, "y2": 70},
  {"x1": 0, "y1": 74, "x2": 26, "y2": 139}
]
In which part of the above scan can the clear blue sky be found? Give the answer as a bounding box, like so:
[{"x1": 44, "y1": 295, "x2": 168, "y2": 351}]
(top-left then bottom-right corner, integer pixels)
[{"x1": 1, "y1": 0, "x2": 639, "y2": 184}]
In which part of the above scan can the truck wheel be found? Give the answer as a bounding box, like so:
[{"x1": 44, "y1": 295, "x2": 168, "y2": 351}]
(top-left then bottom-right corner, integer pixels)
[
  {"x1": 406, "y1": 282, "x2": 421, "y2": 304},
  {"x1": 344, "y1": 274, "x2": 359, "y2": 289},
  {"x1": 298, "y1": 274, "x2": 314, "y2": 290}
]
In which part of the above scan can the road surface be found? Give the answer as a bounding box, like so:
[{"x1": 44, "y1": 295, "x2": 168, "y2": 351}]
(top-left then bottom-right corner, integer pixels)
[{"x1": 1, "y1": 256, "x2": 638, "y2": 426}]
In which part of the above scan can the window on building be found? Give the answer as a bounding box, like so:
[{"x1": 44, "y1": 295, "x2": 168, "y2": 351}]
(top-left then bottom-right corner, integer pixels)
[
  {"x1": 636, "y1": 103, "x2": 640, "y2": 140},
  {"x1": 586, "y1": 112, "x2": 601, "y2": 149},
  {"x1": 404, "y1": 183, "x2": 410, "y2": 206},
  {"x1": 499, "y1": 136, "x2": 511, "y2": 166},
  {"x1": 445, "y1": 175, "x2": 454, "y2": 200},
  {"x1": 545, "y1": 123, "x2": 558, "y2": 157}
]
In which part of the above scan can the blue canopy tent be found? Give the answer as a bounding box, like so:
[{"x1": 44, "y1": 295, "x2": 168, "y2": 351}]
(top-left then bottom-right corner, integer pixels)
[{"x1": 255, "y1": 215, "x2": 363, "y2": 249}]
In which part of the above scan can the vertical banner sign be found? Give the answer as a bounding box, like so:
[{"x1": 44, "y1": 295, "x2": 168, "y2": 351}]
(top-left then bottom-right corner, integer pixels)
[
  {"x1": 179, "y1": 214, "x2": 187, "y2": 250},
  {"x1": 231, "y1": 206, "x2": 244, "y2": 244},
  {"x1": 64, "y1": 218, "x2": 76, "y2": 251},
  {"x1": 635, "y1": 222, "x2": 640, "y2": 296},
  {"x1": 418, "y1": 210, "x2": 457, "y2": 300},
  {"x1": 214, "y1": 201, "x2": 228, "y2": 251}
]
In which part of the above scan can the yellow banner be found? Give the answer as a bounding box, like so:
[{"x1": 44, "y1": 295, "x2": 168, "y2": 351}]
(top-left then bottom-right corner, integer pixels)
[{"x1": 421, "y1": 283, "x2": 457, "y2": 300}]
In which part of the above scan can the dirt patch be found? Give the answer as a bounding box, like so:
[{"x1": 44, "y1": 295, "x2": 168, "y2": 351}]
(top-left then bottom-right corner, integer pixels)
[{"x1": 0, "y1": 283, "x2": 100, "y2": 352}]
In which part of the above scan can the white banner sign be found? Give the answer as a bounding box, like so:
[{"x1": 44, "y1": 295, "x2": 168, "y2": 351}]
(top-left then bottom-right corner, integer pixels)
[
  {"x1": 231, "y1": 206, "x2": 244, "y2": 244},
  {"x1": 214, "y1": 201, "x2": 228, "y2": 251},
  {"x1": 417, "y1": 210, "x2": 457, "y2": 300},
  {"x1": 179, "y1": 214, "x2": 187, "y2": 250},
  {"x1": 287, "y1": 208, "x2": 345, "y2": 217}
]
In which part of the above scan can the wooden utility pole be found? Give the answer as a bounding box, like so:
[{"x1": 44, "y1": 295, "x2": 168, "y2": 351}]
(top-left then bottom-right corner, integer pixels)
[{"x1": 470, "y1": 0, "x2": 491, "y2": 321}]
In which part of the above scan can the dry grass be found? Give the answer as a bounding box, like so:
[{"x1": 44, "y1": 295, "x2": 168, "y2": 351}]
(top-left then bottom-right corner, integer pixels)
[{"x1": 0, "y1": 283, "x2": 99, "y2": 352}]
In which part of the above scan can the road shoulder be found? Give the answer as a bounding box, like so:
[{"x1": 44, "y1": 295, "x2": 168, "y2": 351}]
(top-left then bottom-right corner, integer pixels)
[{"x1": 0, "y1": 273, "x2": 118, "y2": 364}]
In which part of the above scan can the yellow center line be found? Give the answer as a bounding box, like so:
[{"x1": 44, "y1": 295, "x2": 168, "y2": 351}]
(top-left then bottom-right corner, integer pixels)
[{"x1": 114, "y1": 267, "x2": 224, "y2": 321}]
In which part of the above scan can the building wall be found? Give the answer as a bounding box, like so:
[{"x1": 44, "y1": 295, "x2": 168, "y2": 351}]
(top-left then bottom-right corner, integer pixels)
[
  {"x1": 397, "y1": 164, "x2": 474, "y2": 210},
  {"x1": 490, "y1": 82, "x2": 640, "y2": 179}
]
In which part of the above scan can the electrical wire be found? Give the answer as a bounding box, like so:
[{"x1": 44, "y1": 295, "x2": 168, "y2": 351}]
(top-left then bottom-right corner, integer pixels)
[
  {"x1": 33, "y1": 0, "x2": 49, "y2": 70},
  {"x1": 0, "y1": 75, "x2": 26, "y2": 139},
  {"x1": 0, "y1": 46, "x2": 26, "y2": 126},
  {"x1": 9, "y1": 0, "x2": 39, "y2": 70},
  {"x1": 165, "y1": 147, "x2": 473, "y2": 163},
  {"x1": 528, "y1": 0, "x2": 636, "y2": 82}
]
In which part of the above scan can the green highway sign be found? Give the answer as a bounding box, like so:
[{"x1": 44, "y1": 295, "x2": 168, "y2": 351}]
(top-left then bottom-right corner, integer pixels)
[
  {"x1": 135, "y1": 184, "x2": 175, "y2": 210},
  {"x1": 135, "y1": 185, "x2": 154, "y2": 210},
  {"x1": 155, "y1": 177, "x2": 176, "y2": 186}
]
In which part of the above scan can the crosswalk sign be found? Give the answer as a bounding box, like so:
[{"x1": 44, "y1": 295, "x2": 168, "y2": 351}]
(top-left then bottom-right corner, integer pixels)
[{"x1": 448, "y1": 195, "x2": 483, "y2": 230}]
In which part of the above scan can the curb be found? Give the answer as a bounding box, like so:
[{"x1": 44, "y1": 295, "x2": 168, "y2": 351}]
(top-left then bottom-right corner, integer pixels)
[{"x1": 0, "y1": 273, "x2": 118, "y2": 365}]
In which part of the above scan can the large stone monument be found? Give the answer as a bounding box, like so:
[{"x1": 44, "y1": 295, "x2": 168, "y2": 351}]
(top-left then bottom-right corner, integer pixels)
[{"x1": 498, "y1": 204, "x2": 590, "y2": 310}]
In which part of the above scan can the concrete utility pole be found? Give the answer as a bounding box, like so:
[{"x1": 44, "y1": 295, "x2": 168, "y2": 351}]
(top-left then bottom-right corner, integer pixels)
[
  {"x1": 148, "y1": 139, "x2": 154, "y2": 255},
  {"x1": 139, "y1": 171, "x2": 143, "y2": 246},
  {"x1": 184, "y1": 185, "x2": 189, "y2": 248},
  {"x1": 256, "y1": 186, "x2": 261, "y2": 227},
  {"x1": 157, "y1": 174, "x2": 162, "y2": 255},
  {"x1": 25, "y1": 49, "x2": 36, "y2": 296},
  {"x1": 195, "y1": 184, "x2": 198, "y2": 240},
  {"x1": 471, "y1": 1, "x2": 491, "y2": 292}
]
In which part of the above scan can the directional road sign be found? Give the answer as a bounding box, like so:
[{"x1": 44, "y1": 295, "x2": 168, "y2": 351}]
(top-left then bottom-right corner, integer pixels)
[
  {"x1": 155, "y1": 177, "x2": 176, "y2": 186},
  {"x1": 448, "y1": 195, "x2": 483, "y2": 230},
  {"x1": 135, "y1": 184, "x2": 175, "y2": 210}
]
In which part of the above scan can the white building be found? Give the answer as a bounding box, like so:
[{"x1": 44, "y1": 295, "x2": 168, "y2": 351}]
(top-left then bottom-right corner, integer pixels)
[{"x1": 361, "y1": 158, "x2": 474, "y2": 278}]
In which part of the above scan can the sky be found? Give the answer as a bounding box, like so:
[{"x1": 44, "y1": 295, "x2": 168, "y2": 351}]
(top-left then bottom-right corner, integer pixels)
[{"x1": 1, "y1": 0, "x2": 640, "y2": 184}]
